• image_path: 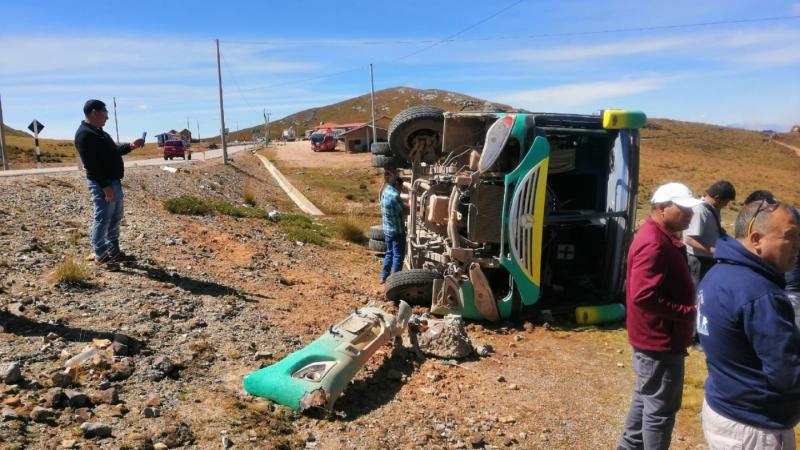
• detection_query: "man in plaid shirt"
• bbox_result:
[381,173,406,282]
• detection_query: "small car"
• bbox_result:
[163,140,191,160]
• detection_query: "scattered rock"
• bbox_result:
[7,303,25,316]
[523,321,535,333]
[142,406,161,418]
[414,315,473,359]
[61,439,78,448]
[92,386,120,405]
[51,369,75,388]
[80,421,112,438]
[146,394,162,407]
[496,375,506,383]
[157,421,194,447]
[2,407,24,422]
[30,406,55,423]
[254,351,273,360]
[65,389,91,408]
[500,416,516,424]
[153,355,181,379]
[475,344,493,357]
[74,407,92,421]
[3,396,21,406]
[108,358,135,381]
[111,404,129,417]
[222,435,234,448]
[0,362,23,384]
[44,388,68,409]
[470,434,486,448]
[111,341,130,356]
[153,443,168,450]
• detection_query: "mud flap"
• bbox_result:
[243,302,411,412]
[469,263,499,322]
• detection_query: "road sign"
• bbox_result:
[27,120,44,134]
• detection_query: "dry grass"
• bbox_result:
[640,119,800,226]
[333,217,368,244]
[67,230,85,246]
[243,180,257,207]
[52,252,92,286]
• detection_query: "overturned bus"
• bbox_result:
[374,106,647,323]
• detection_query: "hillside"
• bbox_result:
[228,86,513,141]
[2,124,31,138]
[639,118,800,222]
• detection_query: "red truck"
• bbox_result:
[310,129,337,152]
[163,140,191,160]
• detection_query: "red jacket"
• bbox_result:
[626,217,697,352]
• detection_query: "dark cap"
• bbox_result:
[83,99,107,116]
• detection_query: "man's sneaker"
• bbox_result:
[109,251,136,263]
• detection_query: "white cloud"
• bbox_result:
[731,44,800,67]
[486,77,668,111]
[0,35,315,77]
[504,36,696,62]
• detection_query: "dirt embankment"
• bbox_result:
[0,151,714,449]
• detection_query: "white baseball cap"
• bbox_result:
[650,182,703,208]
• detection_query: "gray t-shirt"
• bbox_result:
[684,201,721,258]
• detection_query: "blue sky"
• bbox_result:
[1,0,799,139]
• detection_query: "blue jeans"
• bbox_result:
[381,233,405,281]
[87,179,124,259]
[619,349,686,450]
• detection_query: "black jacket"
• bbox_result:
[74,122,131,187]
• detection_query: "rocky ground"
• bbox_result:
[0,150,710,449]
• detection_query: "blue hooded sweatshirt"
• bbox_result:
[697,236,800,429]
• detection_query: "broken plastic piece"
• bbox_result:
[243,301,411,412]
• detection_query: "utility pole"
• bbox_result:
[263,108,269,148]
[215,39,228,164]
[196,120,200,141]
[186,117,190,140]
[113,97,120,143]
[0,92,8,170]
[369,63,377,147]
[263,109,270,144]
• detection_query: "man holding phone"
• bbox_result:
[75,99,145,266]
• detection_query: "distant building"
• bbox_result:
[339,124,387,153]
[792,124,800,133]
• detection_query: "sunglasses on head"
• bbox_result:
[747,198,780,236]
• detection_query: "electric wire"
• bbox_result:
[220,15,800,47]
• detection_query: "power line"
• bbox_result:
[221,14,800,47]
[230,1,525,93]
[215,13,800,97]
[220,53,258,110]
[393,0,524,62]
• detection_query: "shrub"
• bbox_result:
[243,181,257,207]
[277,214,328,246]
[334,218,367,244]
[165,195,270,219]
[52,253,92,286]
[163,195,213,215]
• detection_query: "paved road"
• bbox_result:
[0,143,252,177]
